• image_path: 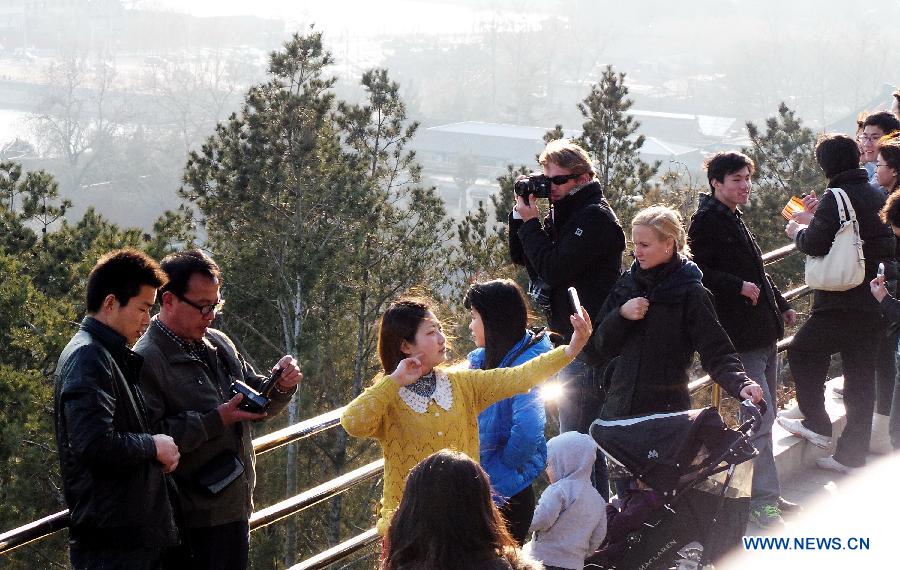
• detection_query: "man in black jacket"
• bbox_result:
[780,134,896,473]
[509,138,625,498]
[54,249,180,569]
[688,151,797,528]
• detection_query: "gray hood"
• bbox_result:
[547,431,597,483]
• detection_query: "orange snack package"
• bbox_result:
[781,196,805,221]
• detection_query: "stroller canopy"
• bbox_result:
[589,407,750,497]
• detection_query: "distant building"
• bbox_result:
[411,118,718,216]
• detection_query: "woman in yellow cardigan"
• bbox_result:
[341,296,592,537]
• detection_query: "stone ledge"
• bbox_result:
[771,376,847,483]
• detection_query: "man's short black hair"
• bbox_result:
[703,151,756,193]
[160,249,221,297]
[863,111,900,134]
[815,134,860,180]
[86,248,167,313]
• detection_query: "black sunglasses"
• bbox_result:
[545,173,581,185]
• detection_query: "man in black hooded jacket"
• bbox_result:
[509,138,625,498]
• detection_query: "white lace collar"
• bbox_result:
[398,370,453,414]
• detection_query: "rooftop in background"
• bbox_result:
[413,119,705,174]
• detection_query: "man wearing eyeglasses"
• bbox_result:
[508,138,625,499]
[859,112,900,188]
[134,249,301,569]
[856,112,900,457]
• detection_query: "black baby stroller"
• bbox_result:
[585,400,765,570]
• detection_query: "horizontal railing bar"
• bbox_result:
[762,243,797,265]
[254,407,345,455]
[686,282,810,396]
[291,528,379,570]
[1,407,352,555]
[687,334,797,395]
[0,511,69,555]
[783,284,810,301]
[250,460,384,531]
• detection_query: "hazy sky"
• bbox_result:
[148,0,495,35]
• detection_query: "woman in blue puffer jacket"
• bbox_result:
[465,279,553,545]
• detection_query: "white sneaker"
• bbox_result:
[815,455,858,475]
[777,403,804,420]
[776,416,832,449]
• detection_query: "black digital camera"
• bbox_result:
[514,173,552,200]
[232,367,284,414]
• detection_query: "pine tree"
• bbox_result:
[181,32,451,564]
[577,65,659,226]
[743,103,826,288]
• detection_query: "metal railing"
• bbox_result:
[1,243,807,569]
[0,407,353,555]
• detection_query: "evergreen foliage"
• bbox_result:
[180,30,451,566]
[577,65,660,225]
[743,103,826,288]
[0,160,190,568]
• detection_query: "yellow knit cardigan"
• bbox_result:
[340,346,572,535]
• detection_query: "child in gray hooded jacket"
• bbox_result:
[528,431,607,570]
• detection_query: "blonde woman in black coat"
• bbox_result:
[593,206,763,420]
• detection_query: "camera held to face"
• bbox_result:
[514,173,552,200]
[232,367,283,414]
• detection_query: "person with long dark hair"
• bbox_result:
[465,279,554,545]
[384,450,542,570]
[341,294,592,541]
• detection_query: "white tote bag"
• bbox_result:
[804,187,865,291]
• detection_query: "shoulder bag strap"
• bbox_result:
[829,187,857,225]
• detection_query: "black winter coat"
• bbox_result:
[688,193,792,351]
[509,180,625,356]
[53,317,178,548]
[593,257,753,419]
[795,169,895,313]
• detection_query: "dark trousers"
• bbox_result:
[557,359,610,500]
[875,327,899,415]
[892,347,900,448]
[163,520,249,570]
[70,542,164,570]
[499,484,536,546]
[787,310,882,467]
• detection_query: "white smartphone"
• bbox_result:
[878,262,885,278]
[567,287,581,315]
